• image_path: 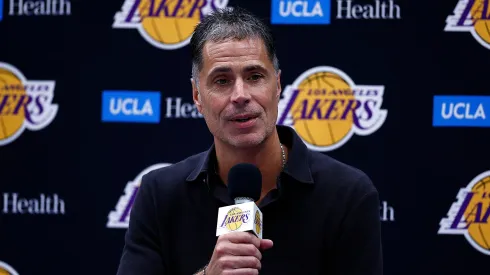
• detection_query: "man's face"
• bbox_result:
[192,37,281,148]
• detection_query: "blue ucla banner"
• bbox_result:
[270,0,331,24]
[433,96,489,127]
[101,90,161,124]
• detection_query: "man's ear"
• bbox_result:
[191,78,202,113]
[276,70,282,99]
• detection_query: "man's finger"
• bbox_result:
[224,243,262,260]
[222,268,259,275]
[221,232,261,248]
[219,255,261,270]
[259,239,273,251]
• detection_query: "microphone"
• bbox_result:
[216,163,264,239]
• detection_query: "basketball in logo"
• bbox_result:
[113,0,230,50]
[463,174,490,251]
[467,0,490,44]
[255,210,262,234]
[277,66,387,152]
[0,261,19,275]
[0,68,26,141]
[293,72,353,147]
[438,170,490,255]
[225,207,244,231]
[0,62,58,147]
[445,0,490,50]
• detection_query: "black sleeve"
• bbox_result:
[116,173,166,275]
[330,176,383,275]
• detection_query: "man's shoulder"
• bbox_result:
[142,151,207,188]
[307,149,377,196]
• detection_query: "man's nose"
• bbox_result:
[230,78,251,105]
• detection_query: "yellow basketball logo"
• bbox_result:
[113,0,229,50]
[0,261,19,275]
[438,170,490,255]
[277,66,387,152]
[0,62,58,146]
[445,0,490,50]
[220,207,250,231]
[254,210,262,234]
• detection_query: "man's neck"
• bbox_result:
[214,130,287,198]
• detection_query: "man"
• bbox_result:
[116,7,382,275]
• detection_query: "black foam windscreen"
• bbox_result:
[227,163,262,202]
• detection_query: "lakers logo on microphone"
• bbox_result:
[112,0,229,50]
[216,203,262,238]
[220,207,250,231]
[277,66,387,152]
[438,170,490,255]
[255,210,262,234]
[0,62,58,146]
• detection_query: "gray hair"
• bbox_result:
[190,7,280,86]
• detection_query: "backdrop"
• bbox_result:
[1,0,489,274]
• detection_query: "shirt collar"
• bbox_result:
[186,125,314,184]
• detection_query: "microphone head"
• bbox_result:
[227,163,262,202]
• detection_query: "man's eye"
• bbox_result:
[215,79,228,85]
[249,74,263,81]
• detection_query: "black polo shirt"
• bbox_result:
[116,125,383,275]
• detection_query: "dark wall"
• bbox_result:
[1,0,489,274]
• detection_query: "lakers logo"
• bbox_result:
[0,261,19,275]
[0,62,58,147]
[438,171,490,255]
[277,66,387,152]
[220,207,250,231]
[113,0,229,50]
[107,163,172,228]
[445,0,490,50]
[254,210,262,234]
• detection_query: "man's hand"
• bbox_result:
[205,232,273,275]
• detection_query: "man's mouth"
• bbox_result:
[234,117,252,122]
[231,115,256,122]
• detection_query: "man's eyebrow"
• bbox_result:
[208,64,267,77]
[208,66,232,77]
[243,64,266,72]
